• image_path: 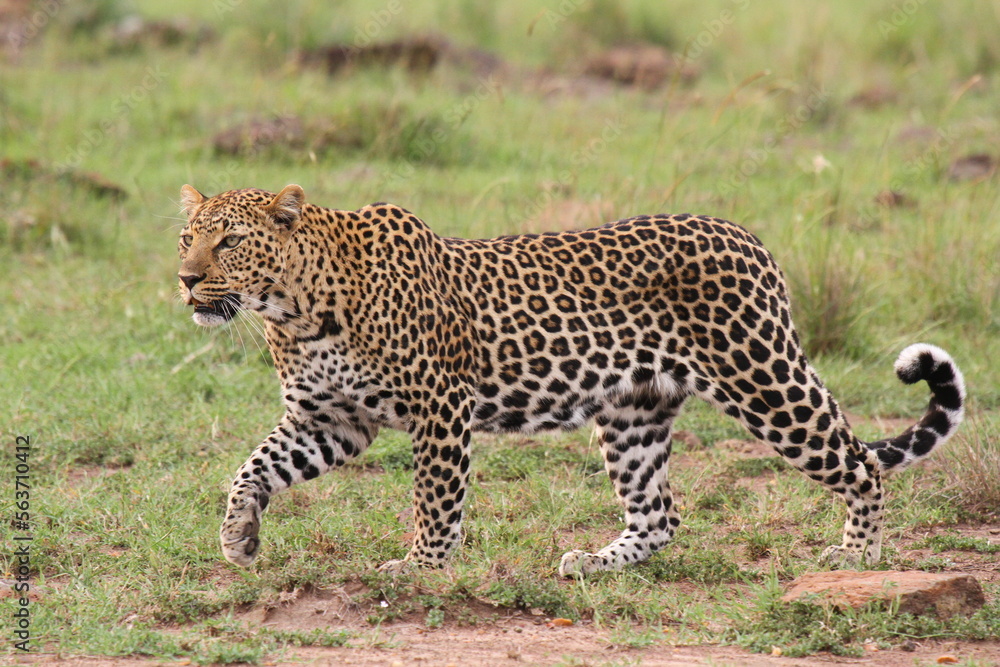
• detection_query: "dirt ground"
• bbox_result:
[5,572,999,667]
[4,632,1000,667]
[6,436,999,667]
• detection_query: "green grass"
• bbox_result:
[729,576,1000,658]
[2,0,1000,663]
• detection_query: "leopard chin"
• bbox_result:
[191,294,240,327]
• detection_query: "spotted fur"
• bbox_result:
[176,185,966,576]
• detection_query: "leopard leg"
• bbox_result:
[819,432,885,567]
[559,392,687,577]
[221,414,376,566]
[378,392,476,574]
[694,355,889,569]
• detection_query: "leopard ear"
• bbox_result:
[265,185,305,230]
[180,185,206,217]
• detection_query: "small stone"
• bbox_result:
[948,154,996,181]
[782,571,986,619]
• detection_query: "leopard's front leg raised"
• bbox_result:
[378,392,475,573]
[221,413,377,566]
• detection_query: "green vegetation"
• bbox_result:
[2,0,998,663]
[730,576,1000,658]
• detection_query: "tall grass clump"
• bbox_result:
[781,232,873,359]
[940,416,1000,517]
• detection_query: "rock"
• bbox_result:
[782,570,986,619]
[0,158,127,199]
[948,154,996,181]
[212,116,307,156]
[300,36,446,75]
[584,45,699,89]
[848,85,898,109]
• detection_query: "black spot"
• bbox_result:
[786,386,806,402]
[748,340,771,363]
[816,413,831,432]
[731,350,752,372]
[793,405,814,423]
[475,403,498,420]
[499,411,527,430]
[632,366,655,384]
[924,410,951,436]
[824,450,840,470]
[290,450,309,470]
[581,371,601,390]
[934,385,962,411]
[911,430,937,457]
[547,379,570,394]
[560,359,582,379]
[761,390,785,408]
[503,391,531,409]
[770,411,792,428]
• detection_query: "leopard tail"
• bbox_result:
[864,344,966,474]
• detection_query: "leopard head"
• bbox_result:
[177,184,304,327]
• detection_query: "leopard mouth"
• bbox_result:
[191,293,241,323]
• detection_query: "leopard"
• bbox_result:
[176,184,966,577]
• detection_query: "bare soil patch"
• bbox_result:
[7,634,1000,667]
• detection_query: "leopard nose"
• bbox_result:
[179,272,206,290]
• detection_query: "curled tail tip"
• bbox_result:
[894,343,965,397]
[871,344,966,473]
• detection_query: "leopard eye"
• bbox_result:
[221,234,243,249]
[180,234,193,247]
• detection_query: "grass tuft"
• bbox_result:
[939,417,1000,516]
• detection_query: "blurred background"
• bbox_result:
[1,0,999,659]
[4,0,1000,408]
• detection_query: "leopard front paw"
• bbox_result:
[558,550,610,578]
[819,544,863,569]
[220,500,262,567]
[377,558,413,575]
